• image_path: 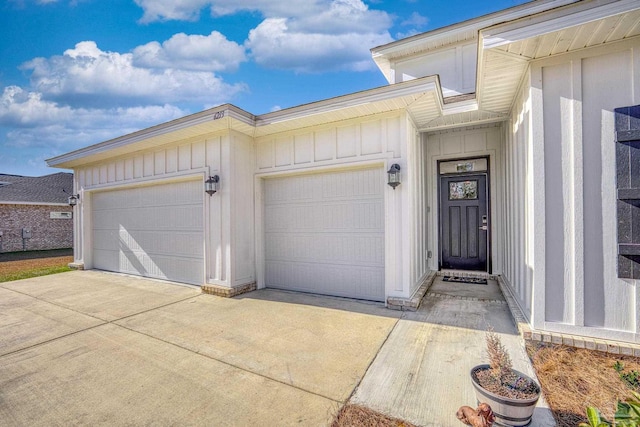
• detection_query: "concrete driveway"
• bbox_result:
[0,271,400,426]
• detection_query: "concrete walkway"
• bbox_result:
[352,276,556,427]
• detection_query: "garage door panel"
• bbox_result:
[321,202,383,230]
[117,230,203,257]
[265,202,383,232]
[266,234,384,266]
[92,180,204,285]
[266,261,384,301]
[321,168,383,199]
[264,168,385,301]
[117,251,203,284]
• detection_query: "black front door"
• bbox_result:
[440,174,488,271]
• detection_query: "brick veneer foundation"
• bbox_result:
[201,282,257,297]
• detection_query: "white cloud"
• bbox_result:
[134,0,210,22]
[0,84,192,175]
[132,0,393,73]
[287,0,391,34]
[1,86,72,127]
[21,41,246,107]
[246,18,392,73]
[134,0,390,32]
[246,1,393,73]
[132,31,246,72]
[134,0,321,23]
[0,85,187,147]
[401,12,428,28]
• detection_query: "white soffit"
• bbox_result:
[477,49,530,114]
[418,110,507,132]
[491,8,640,59]
[482,0,640,51]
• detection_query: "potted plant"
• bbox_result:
[469,330,541,426]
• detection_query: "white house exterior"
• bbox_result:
[48,0,640,346]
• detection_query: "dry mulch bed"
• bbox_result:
[332,404,419,427]
[527,340,640,426]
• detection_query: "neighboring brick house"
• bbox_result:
[0,172,73,252]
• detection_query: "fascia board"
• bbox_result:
[482,0,640,49]
[47,104,255,168]
[255,77,439,126]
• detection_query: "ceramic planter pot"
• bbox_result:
[470,364,541,427]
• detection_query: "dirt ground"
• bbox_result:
[0,248,73,275]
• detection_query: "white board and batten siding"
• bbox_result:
[92,180,204,285]
[264,168,385,301]
[503,39,640,343]
[255,113,404,171]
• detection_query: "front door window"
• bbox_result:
[449,180,478,200]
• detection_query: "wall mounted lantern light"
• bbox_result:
[387,164,401,190]
[67,194,80,206]
[205,175,220,196]
[63,189,80,206]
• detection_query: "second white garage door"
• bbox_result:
[264,168,385,301]
[92,180,204,285]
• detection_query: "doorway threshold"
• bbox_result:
[437,269,497,279]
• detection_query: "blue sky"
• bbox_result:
[0,0,527,177]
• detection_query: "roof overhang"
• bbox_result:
[475,0,640,115]
[370,0,579,82]
[481,0,640,50]
[48,77,444,169]
[47,105,256,169]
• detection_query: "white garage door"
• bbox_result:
[92,180,204,285]
[264,168,385,301]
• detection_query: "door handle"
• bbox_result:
[479,226,488,231]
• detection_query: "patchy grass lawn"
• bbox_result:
[0,249,73,282]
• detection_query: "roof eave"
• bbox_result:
[47,104,255,169]
[370,0,579,61]
[255,76,439,127]
[481,0,640,49]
